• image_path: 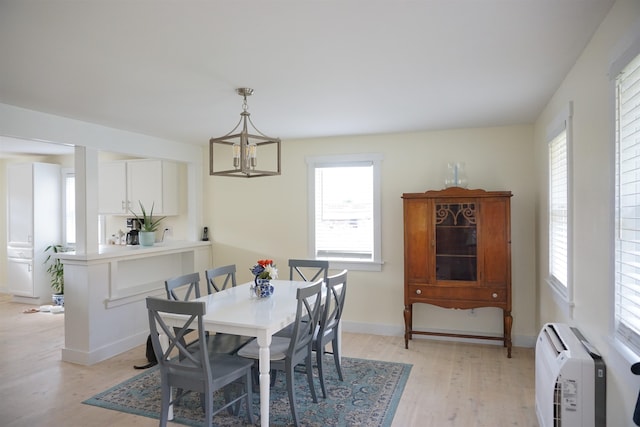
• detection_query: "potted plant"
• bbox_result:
[130,201,166,246]
[44,244,66,306]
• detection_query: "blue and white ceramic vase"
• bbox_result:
[52,293,64,306]
[254,277,274,298]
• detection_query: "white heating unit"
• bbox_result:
[535,323,606,427]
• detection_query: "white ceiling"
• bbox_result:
[0,0,615,154]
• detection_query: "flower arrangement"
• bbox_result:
[251,259,278,280]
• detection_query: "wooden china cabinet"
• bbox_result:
[402,187,513,357]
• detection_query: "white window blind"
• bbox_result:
[549,129,568,289]
[615,52,640,354]
[307,153,382,271]
[314,164,373,260]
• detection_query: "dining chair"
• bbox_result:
[165,272,248,355]
[205,264,237,293]
[146,297,255,427]
[288,259,330,282]
[237,279,324,427]
[274,259,330,340]
[164,272,203,350]
[204,265,253,353]
[314,269,348,398]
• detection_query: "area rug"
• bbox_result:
[83,356,411,426]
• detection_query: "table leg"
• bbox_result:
[256,334,272,427]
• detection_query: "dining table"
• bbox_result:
[161,279,323,427]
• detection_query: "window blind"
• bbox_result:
[314,163,374,260]
[615,52,640,354]
[549,130,568,289]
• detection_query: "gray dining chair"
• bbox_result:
[314,269,348,398]
[273,259,330,339]
[204,265,253,353]
[165,272,248,355]
[237,279,324,427]
[205,264,237,293]
[289,258,330,282]
[146,297,255,427]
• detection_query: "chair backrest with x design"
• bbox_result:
[147,297,211,391]
[318,269,347,340]
[165,272,202,302]
[288,259,329,283]
[204,264,237,294]
[288,279,324,364]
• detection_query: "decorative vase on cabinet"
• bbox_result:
[402,187,513,358]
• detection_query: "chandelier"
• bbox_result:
[209,88,281,177]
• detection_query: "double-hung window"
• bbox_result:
[547,103,573,316]
[614,49,640,355]
[307,153,382,271]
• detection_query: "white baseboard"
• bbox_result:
[342,320,536,348]
[62,331,148,365]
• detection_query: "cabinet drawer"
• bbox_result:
[408,284,506,304]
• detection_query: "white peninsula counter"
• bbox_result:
[56,240,212,365]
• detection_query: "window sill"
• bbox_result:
[608,336,640,390]
[326,259,383,272]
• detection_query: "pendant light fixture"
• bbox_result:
[209,88,281,177]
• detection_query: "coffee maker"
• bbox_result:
[126,218,142,245]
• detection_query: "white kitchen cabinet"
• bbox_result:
[6,162,61,303]
[7,257,33,297]
[98,159,179,215]
[7,162,33,246]
[98,161,127,214]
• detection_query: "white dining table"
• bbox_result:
[161,279,321,427]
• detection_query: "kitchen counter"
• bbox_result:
[57,240,212,261]
[58,240,212,365]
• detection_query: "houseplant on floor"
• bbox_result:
[130,201,166,246]
[44,244,67,306]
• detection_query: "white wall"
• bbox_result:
[533,0,640,425]
[204,125,538,345]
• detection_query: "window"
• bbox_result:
[547,102,573,315]
[307,153,382,271]
[614,51,640,355]
[62,169,75,247]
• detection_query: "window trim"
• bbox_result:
[545,102,574,318]
[612,40,640,358]
[306,153,383,272]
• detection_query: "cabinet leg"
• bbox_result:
[403,305,413,349]
[504,310,513,358]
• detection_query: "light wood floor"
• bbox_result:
[0,294,537,426]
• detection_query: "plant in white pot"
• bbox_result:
[44,244,67,306]
[130,201,166,246]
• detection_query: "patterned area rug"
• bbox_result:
[83,356,411,426]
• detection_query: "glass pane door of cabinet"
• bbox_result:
[435,203,477,281]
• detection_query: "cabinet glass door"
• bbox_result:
[435,202,477,281]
